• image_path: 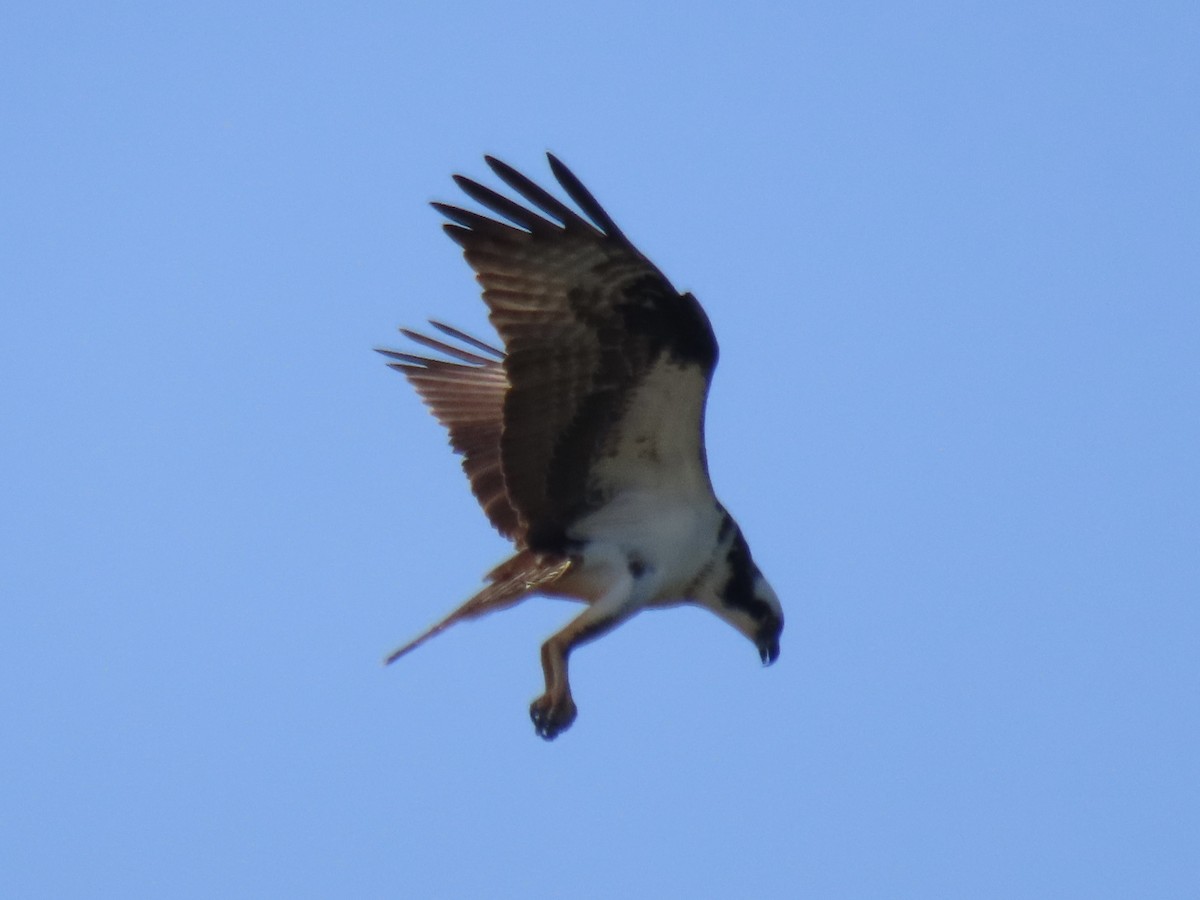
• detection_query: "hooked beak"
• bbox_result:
[758,634,780,666]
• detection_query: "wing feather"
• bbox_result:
[378,323,520,541]
[436,155,720,546]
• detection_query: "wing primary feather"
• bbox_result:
[450,176,553,235]
[399,328,495,365]
[429,321,505,359]
[375,347,429,366]
[484,155,593,232]
[431,202,521,241]
[546,153,631,245]
[442,223,472,246]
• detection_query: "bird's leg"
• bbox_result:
[530,554,635,740]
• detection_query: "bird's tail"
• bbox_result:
[383,550,573,665]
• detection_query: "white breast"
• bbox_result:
[569,489,725,605]
[588,360,714,500]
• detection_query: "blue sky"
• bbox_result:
[3,2,1197,897]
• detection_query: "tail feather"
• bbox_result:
[384,550,572,664]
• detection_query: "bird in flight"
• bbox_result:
[380,154,783,740]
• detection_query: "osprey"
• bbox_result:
[380,154,783,740]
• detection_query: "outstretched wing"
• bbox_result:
[437,154,720,547]
[377,322,521,541]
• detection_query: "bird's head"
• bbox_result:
[704,523,784,665]
[749,574,783,665]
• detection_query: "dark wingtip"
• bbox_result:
[442,223,471,246]
[374,346,419,366]
[482,154,518,185]
[545,151,567,175]
[429,321,504,358]
[544,152,630,245]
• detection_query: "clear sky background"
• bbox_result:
[3,2,1197,897]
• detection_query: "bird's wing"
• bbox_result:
[437,154,721,546]
[377,322,520,541]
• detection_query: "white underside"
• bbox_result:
[567,488,725,609]
[588,360,713,498]
[549,357,728,615]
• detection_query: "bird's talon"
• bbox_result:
[529,691,577,740]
